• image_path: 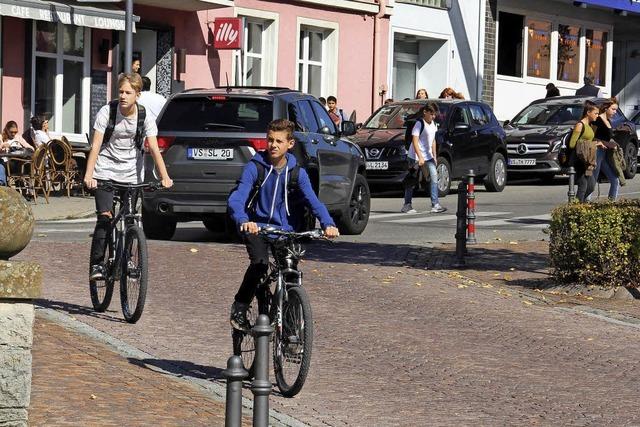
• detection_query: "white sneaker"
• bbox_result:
[400,203,417,214]
[431,204,447,213]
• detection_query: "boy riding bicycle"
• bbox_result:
[227,119,339,331]
[84,73,173,281]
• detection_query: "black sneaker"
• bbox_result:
[89,264,105,281]
[230,301,250,332]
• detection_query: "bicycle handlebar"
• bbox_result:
[96,181,163,192]
[258,226,326,240]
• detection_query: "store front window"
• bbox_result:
[585,29,607,86]
[526,19,551,79]
[557,24,581,83]
[33,21,89,135]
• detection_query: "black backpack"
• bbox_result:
[404,115,423,149]
[102,100,147,151]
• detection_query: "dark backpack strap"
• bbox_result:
[135,103,146,151]
[102,100,119,144]
[246,162,265,210]
[287,165,300,193]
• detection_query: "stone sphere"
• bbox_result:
[0,187,34,259]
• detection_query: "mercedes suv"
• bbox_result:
[504,96,638,182]
[141,87,370,239]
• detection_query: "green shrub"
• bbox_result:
[549,199,640,288]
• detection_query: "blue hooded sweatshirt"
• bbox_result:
[228,151,335,231]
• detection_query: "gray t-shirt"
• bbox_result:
[93,104,158,183]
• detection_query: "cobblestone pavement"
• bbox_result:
[30,314,252,426]
[19,238,640,426]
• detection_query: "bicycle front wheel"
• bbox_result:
[274,285,313,397]
[89,232,114,312]
[120,226,148,323]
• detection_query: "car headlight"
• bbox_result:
[551,139,563,152]
[397,146,408,156]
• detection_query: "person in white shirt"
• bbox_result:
[138,76,167,121]
[30,116,50,147]
[401,102,446,214]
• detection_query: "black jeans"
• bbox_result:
[574,163,595,203]
[234,233,270,305]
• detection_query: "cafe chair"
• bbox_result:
[7,144,50,203]
[48,138,83,197]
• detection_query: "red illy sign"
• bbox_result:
[213,18,243,50]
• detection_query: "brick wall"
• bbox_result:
[482,0,497,106]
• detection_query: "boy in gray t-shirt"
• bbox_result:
[84,73,173,281]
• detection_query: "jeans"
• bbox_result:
[591,147,619,200]
[404,158,439,207]
[0,161,6,185]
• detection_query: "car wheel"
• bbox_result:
[436,157,451,197]
[336,174,370,235]
[623,141,637,179]
[484,153,507,192]
[142,206,176,240]
[203,216,225,233]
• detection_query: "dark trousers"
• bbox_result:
[576,170,595,203]
[234,234,270,305]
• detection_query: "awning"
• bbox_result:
[578,0,640,14]
[0,0,139,31]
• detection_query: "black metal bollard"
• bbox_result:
[466,170,477,244]
[567,166,576,203]
[251,314,273,427]
[223,356,248,427]
[455,180,467,266]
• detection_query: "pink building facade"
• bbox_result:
[0,0,390,143]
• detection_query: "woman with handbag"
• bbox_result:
[591,97,621,201]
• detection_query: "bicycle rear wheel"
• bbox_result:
[89,232,114,312]
[120,226,148,323]
[274,285,313,397]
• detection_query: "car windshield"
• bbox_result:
[158,96,273,132]
[511,104,582,126]
[363,103,450,129]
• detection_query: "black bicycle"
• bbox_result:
[232,227,327,397]
[89,181,161,323]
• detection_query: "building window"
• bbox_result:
[585,29,607,86]
[497,12,524,77]
[298,28,324,97]
[243,20,264,86]
[526,19,551,79]
[395,0,448,8]
[33,21,89,135]
[557,24,580,83]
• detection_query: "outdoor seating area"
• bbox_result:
[4,138,86,204]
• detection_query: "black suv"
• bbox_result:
[142,87,370,239]
[504,96,638,182]
[350,99,508,195]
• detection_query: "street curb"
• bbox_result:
[35,306,308,427]
[35,210,95,222]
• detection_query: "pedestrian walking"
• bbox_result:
[83,73,173,280]
[567,100,602,202]
[401,102,446,214]
[575,75,603,97]
[591,97,622,200]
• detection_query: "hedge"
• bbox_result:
[549,199,640,288]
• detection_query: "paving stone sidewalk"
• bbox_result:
[30,313,252,426]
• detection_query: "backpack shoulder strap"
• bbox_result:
[103,100,119,144]
[288,165,301,192]
[246,162,265,209]
[135,103,146,151]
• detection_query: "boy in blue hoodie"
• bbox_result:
[227,119,339,331]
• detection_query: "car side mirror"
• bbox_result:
[341,120,357,136]
[453,123,470,131]
[503,119,510,127]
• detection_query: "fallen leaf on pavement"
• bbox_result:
[522,300,533,306]
[189,248,198,253]
[503,274,512,281]
[90,394,97,400]
[587,337,594,341]
[457,284,468,289]
[585,296,594,300]
[37,233,47,237]
[509,267,515,271]
[509,241,518,245]
[482,284,493,288]
[493,273,501,276]
[495,237,502,241]
[415,283,422,287]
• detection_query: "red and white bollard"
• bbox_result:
[466,170,477,244]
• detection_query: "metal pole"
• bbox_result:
[124,0,133,73]
[222,356,248,427]
[455,180,467,266]
[567,166,576,203]
[251,314,273,427]
[466,169,477,244]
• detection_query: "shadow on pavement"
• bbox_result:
[36,299,127,323]
[128,357,226,381]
